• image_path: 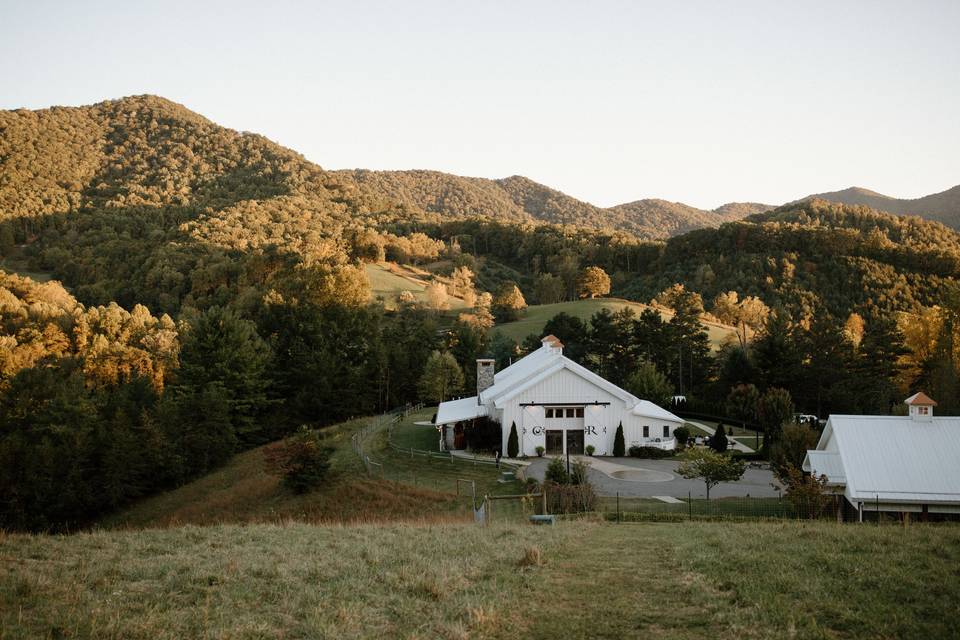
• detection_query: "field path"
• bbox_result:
[496,524,755,640]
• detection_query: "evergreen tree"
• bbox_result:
[507,421,519,458]
[752,310,803,393]
[542,312,589,362]
[613,422,625,457]
[178,306,271,446]
[709,424,728,452]
[855,312,909,414]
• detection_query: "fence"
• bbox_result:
[594,492,838,522]
[350,404,526,501]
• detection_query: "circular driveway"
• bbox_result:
[523,456,780,498]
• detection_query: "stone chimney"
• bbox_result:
[477,357,495,400]
[905,392,936,420]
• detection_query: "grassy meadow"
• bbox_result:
[3,520,958,639]
[493,298,737,348]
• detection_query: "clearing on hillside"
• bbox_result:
[493,297,737,348]
[365,262,470,310]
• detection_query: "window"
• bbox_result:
[663,426,670,437]
[919,407,929,415]
[545,408,554,419]
[575,407,584,418]
[643,426,649,438]
[566,408,576,418]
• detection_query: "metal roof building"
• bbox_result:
[803,394,960,519]
[435,336,684,457]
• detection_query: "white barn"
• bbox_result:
[435,335,684,457]
[803,393,960,521]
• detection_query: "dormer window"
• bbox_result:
[918,406,929,416]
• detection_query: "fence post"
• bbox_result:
[542,487,548,515]
[616,492,620,523]
[688,491,692,519]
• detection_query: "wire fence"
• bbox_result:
[595,492,841,522]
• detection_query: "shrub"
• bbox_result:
[545,457,569,484]
[782,465,832,519]
[263,426,334,493]
[535,445,545,457]
[465,416,501,452]
[673,426,690,447]
[613,422,625,457]
[709,425,728,452]
[544,481,597,514]
[570,459,590,485]
[585,444,595,456]
[628,446,674,459]
[507,422,519,458]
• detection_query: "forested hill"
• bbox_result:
[621,199,960,316]
[798,185,960,229]
[338,169,771,239]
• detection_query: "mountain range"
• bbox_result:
[0,95,957,242]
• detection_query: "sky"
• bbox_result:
[2,0,958,209]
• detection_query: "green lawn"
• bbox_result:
[493,297,737,348]
[4,520,958,639]
[388,409,443,452]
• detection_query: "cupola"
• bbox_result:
[904,392,937,420]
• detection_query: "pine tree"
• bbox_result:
[177,306,271,446]
[613,422,625,457]
[507,421,519,458]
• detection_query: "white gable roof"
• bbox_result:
[808,415,960,503]
[802,450,846,485]
[631,400,684,424]
[435,396,487,425]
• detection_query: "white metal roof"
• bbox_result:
[802,450,846,485]
[482,343,642,410]
[809,415,960,503]
[630,400,684,424]
[435,396,487,425]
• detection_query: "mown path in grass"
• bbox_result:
[495,523,753,640]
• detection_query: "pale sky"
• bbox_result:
[2,0,958,209]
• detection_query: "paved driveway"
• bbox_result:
[524,456,780,498]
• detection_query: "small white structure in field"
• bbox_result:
[803,392,960,521]
[435,335,684,457]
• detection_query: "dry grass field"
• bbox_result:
[3,521,959,639]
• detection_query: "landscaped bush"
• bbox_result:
[673,426,691,447]
[613,422,625,457]
[545,457,569,484]
[628,446,674,459]
[263,427,334,493]
[464,416,501,452]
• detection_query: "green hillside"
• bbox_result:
[493,297,738,348]
[102,409,516,530]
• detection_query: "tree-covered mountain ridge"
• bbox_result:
[0,94,772,241]
[796,185,960,228]
[340,168,774,239]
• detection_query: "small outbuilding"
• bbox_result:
[803,393,960,521]
[436,335,684,457]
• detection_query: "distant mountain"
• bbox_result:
[338,170,770,240]
[799,185,960,229]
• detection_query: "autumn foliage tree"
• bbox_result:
[576,266,611,299]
